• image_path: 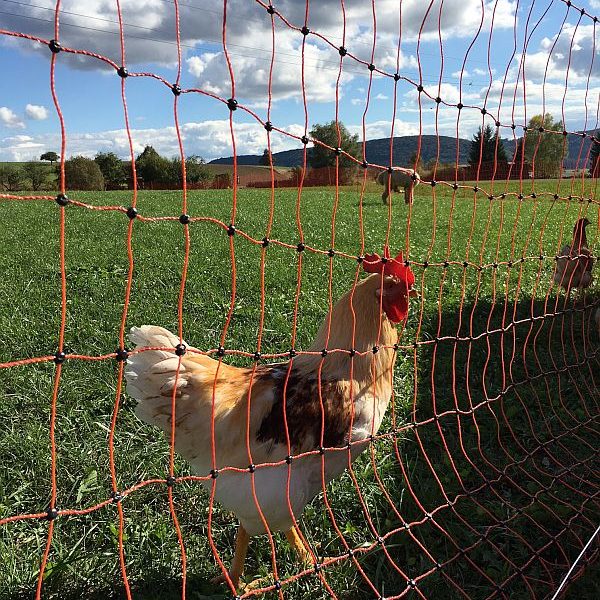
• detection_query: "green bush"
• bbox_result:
[63,156,105,190]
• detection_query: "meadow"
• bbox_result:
[0,179,598,599]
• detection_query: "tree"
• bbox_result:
[512,139,527,168]
[259,149,275,166]
[40,151,59,165]
[136,146,170,185]
[64,156,104,190]
[589,131,600,177]
[290,166,303,184]
[0,165,24,191]
[425,157,438,171]
[308,121,360,172]
[523,114,565,177]
[95,152,127,189]
[407,152,425,173]
[185,156,211,185]
[468,124,508,166]
[213,173,232,189]
[165,155,212,187]
[22,162,49,191]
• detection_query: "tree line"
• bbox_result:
[466,114,568,177]
[301,115,595,179]
[0,146,218,192]
[1,115,598,192]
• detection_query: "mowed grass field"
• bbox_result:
[0,180,598,599]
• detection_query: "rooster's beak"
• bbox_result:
[409,289,418,298]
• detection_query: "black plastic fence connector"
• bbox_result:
[116,348,129,362]
[48,39,61,53]
[46,507,59,521]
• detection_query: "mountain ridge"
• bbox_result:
[209,131,598,168]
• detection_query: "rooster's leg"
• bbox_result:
[285,526,312,563]
[211,525,249,589]
[238,528,309,593]
[286,526,341,571]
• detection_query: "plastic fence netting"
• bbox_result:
[0,0,598,599]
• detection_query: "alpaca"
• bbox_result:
[376,168,421,204]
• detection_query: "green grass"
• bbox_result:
[0,181,598,599]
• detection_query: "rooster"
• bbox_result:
[124,248,416,591]
[553,218,594,293]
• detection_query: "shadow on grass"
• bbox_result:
[353,292,600,600]
[7,572,228,600]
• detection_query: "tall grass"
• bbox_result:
[0,182,598,599]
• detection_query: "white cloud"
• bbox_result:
[1,0,185,67]
[7,0,598,143]
[25,104,48,120]
[0,119,307,162]
[5,134,34,142]
[0,117,435,162]
[404,82,479,105]
[521,23,600,84]
[299,0,517,46]
[185,32,355,103]
[347,118,420,140]
[186,53,219,78]
[0,0,512,104]
[423,78,600,139]
[0,107,25,129]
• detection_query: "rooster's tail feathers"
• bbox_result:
[128,325,182,350]
[124,326,189,424]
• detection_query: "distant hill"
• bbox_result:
[210,135,473,167]
[502,129,597,168]
[210,131,599,169]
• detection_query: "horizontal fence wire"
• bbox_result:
[0,0,599,599]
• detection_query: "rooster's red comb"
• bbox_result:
[363,246,415,285]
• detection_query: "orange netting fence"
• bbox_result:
[0,0,599,599]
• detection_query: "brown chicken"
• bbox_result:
[124,248,416,590]
[554,218,594,293]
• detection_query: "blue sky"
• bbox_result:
[1,0,599,162]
